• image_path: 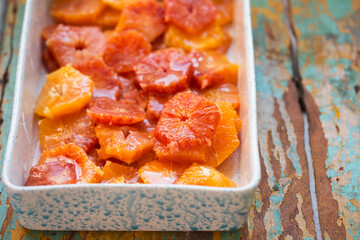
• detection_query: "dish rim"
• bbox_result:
[2,0,260,194]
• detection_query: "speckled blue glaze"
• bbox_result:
[5,185,255,231]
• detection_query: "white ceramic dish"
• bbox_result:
[2,0,260,231]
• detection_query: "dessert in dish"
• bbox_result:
[26,0,240,188]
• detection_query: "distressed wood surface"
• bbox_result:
[291,0,360,239]
[0,0,359,239]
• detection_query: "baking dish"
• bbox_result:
[2,0,260,231]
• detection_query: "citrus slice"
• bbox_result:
[201,83,240,109]
[39,109,98,153]
[139,160,189,184]
[103,30,152,73]
[164,0,217,34]
[118,72,138,94]
[87,148,106,168]
[176,163,237,187]
[39,143,103,183]
[147,94,171,120]
[47,25,105,66]
[106,176,126,183]
[87,97,146,125]
[51,0,105,25]
[188,49,238,89]
[116,0,166,42]
[103,0,143,10]
[122,89,148,110]
[102,161,139,183]
[210,102,240,167]
[35,65,93,119]
[73,58,121,100]
[25,156,80,186]
[134,48,192,94]
[96,124,154,164]
[154,92,221,163]
[96,6,122,28]
[213,0,234,25]
[42,48,59,73]
[164,23,230,52]
[41,24,58,40]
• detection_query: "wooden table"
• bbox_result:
[0,0,359,239]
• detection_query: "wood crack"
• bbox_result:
[282,0,323,239]
[0,2,17,128]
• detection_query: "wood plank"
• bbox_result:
[242,0,316,239]
[291,0,360,239]
[0,0,321,239]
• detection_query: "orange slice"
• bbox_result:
[35,65,93,119]
[39,143,103,183]
[73,58,121,100]
[25,156,80,186]
[154,92,221,163]
[177,163,237,187]
[51,0,105,25]
[103,0,143,10]
[116,0,166,42]
[103,30,152,73]
[134,48,192,94]
[201,83,240,109]
[96,6,122,28]
[164,0,217,34]
[147,94,171,120]
[96,124,154,164]
[188,49,238,89]
[42,48,59,73]
[102,161,139,183]
[39,109,98,153]
[122,89,148,110]
[47,25,106,66]
[87,97,146,125]
[213,0,234,25]
[41,24,58,40]
[106,176,126,183]
[139,160,189,184]
[209,102,239,167]
[164,23,230,52]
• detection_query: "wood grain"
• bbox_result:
[291,0,360,238]
[242,1,316,239]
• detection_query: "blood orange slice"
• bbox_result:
[25,156,80,186]
[47,25,105,66]
[73,58,121,100]
[154,92,221,163]
[39,143,103,183]
[164,0,217,34]
[87,97,146,125]
[134,48,192,94]
[116,0,166,42]
[103,30,152,73]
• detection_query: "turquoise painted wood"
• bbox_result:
[0,0,359,239]
[292,0,360,239]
